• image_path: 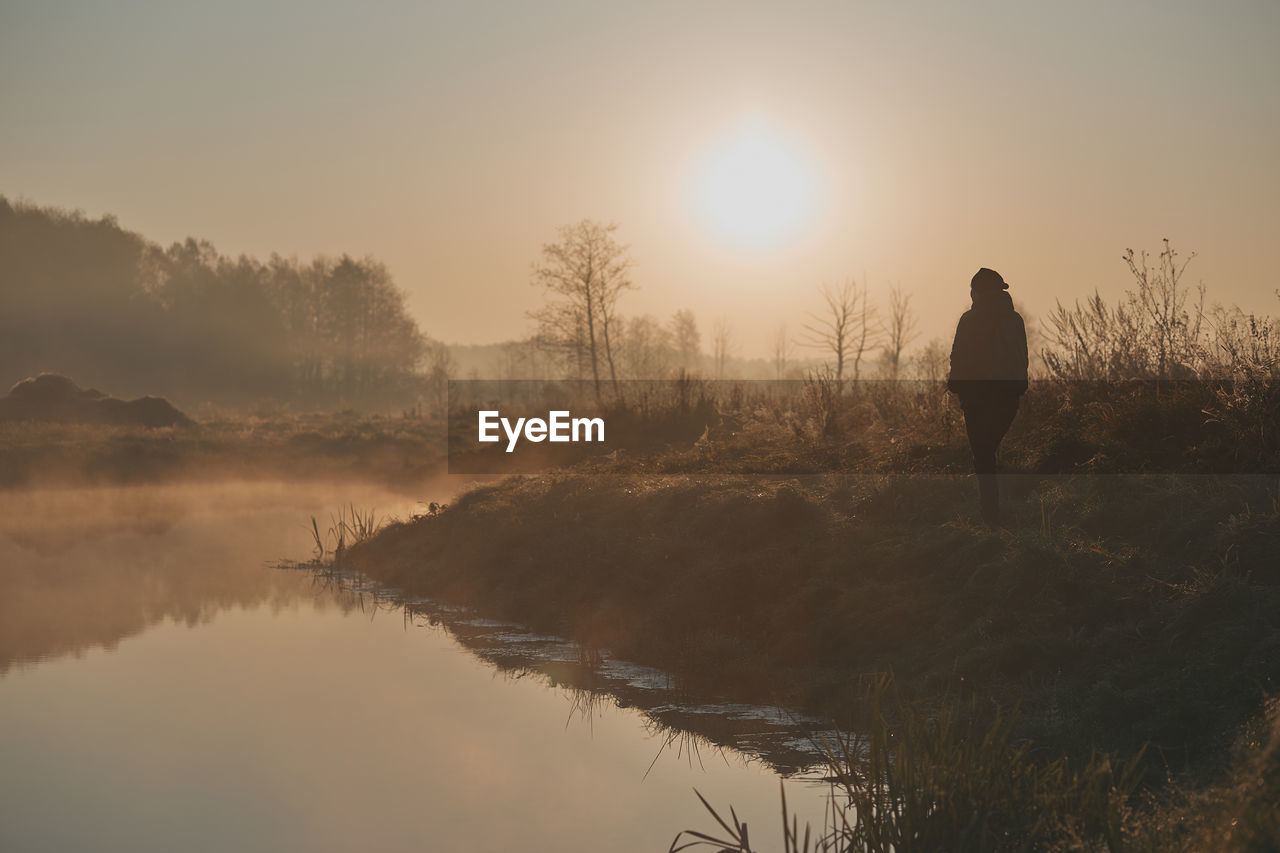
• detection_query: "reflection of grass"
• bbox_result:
[291,560,825,776]
[348,471,1280,758]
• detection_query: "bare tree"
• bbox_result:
[618,314,675,379]
[882,283,919,379]
[911,337,950,384]
[530,301,591,379]
[849,280,880,381]
[529,220,634,395]
[800,278,880,381]
[670,309,701,373]
[422,338,455,413]
[497,337,545,381]
[772,322,792,379]
[712,317,735,379]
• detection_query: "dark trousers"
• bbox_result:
[960,393,1020,525]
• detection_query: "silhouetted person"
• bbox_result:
[947,268,1028,526]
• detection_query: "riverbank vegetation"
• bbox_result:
[346,428,1278,849]
[341,259,1279,849]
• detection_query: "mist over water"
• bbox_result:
[0,482,421,672]
[0,481,829,851]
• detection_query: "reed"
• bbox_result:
[308,504,386,564]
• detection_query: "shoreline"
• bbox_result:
[342,461,1280,846]
[345,467,1280,758]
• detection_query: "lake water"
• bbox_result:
[0,482,833,852]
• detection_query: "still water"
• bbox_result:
[0,482,831,852]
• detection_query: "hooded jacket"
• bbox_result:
[947,289,1029,398]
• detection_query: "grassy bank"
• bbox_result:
[346,467,1278,848]
[342,377,1280,849]
[349,467,1279,753]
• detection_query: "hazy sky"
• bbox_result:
[3,0,1277,356]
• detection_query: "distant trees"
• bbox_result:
[534,303,706,380]
[617,314,675,379]
[911,338,951,384]
[712,318,735,379]
[422,338,456,411]
[773,323,793,379]
[311,256,428,398]
[529,220,634,394]
[801,278,880,381]
[881,284,919,379]
[0,198,440,408]
[494,338,542,382]
[670,309,702,373]
[158,247,429,403]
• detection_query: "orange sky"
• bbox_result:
[3,0,1277,356]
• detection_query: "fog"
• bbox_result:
[0,199,449,409]
[0,481,428,672]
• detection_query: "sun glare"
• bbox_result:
[692,125,818,247]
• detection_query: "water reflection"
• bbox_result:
[0,482,415,672]
[0,482,830,853]
[293,567,834,776]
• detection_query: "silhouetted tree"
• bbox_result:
[529,220,634,395]
[881,283,919,379]
[801,278,880,381]
[530,302,592,379]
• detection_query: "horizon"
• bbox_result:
[3,1,1278,358]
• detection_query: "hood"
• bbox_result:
[972,289,1015,312]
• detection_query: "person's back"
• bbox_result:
[947,268,1028,526]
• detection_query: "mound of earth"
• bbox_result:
[0,373,192,427]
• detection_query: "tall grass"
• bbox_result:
[309,503,385,562]
[673,676,1147,853]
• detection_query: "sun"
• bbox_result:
[692,124,818,247]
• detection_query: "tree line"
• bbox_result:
[520,221,1277,387]
[0,198,449,408]
[8,198,1269,410]
[520,218,933,385]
